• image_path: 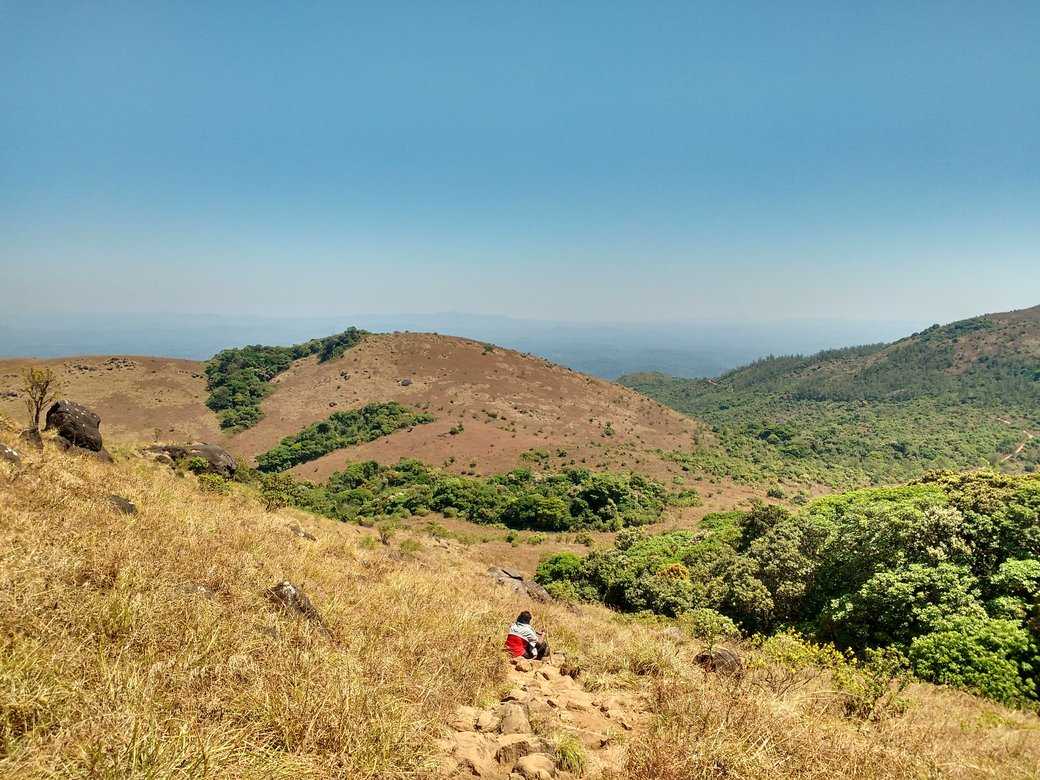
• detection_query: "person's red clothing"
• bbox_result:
[505,633,527,657]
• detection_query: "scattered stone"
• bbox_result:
[558,658,581,679]
[400,378,413,386]
[512,657,534,673]
[108,495,137,515]
[450,705,480,732]
[475,709,501,732]
[265,580,329,634]
[287,523,317,541]
[514,753,556,780]
[499,702,531,735]
[45,400,103,451]
[495,734,547,765]
[0,444,20,465]
[694,647,744,677]
[145,443,237,477]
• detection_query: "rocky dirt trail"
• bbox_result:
[436,653,647,779]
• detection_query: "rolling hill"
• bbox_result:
[0,331,771,523]
[620,306,1040,488]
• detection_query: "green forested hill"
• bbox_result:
[619,307,1040,488]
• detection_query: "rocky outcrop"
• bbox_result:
[45,400,103,451]
[145,443,236,478]
[487,566,553,603]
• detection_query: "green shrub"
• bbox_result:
[677,607,741,649]
[908,616,1037,705]
[256,459,666,533]
[531,470,1040,706]
[256,403,434,472]
[197,473,230,495]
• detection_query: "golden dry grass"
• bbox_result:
[0,429,508,778]
[1,420,1038,779]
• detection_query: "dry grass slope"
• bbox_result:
[1,420,1038,779]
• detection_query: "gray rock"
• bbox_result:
[0,444,20,465]
[45,400,103,451]
[287,523,317,541]
[108,494,137,515]
[487,566,552,603]
[57,436,113,463]
[266,580,329,635]
[145,443,236,478]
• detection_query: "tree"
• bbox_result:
[22,366,58,432]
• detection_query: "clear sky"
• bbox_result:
[2,2,1038,324]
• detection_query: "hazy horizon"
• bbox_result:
[1,310,934,379]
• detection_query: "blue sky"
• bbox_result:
[2,2,1038,323]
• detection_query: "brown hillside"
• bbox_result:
[0,334,719,490]
[234,332,708,482]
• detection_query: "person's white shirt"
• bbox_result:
[508,621,539,653]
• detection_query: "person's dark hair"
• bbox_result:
[517,610,532,625]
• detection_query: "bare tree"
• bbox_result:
[22,366,58,432]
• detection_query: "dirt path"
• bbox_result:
[999,429,1036,464]
[436,654,647,778]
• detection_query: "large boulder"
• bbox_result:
[693,647,744,677]
[145,443,236,478]
[45,400,103,451]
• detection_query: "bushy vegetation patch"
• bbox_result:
[536,471,1040,705]
[250,459,668,531]
[255,402,433,472]
[205,327,365,429]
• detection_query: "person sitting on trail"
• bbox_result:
[505,610,549,660]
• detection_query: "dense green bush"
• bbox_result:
[205,328,365,429]
[255,458,669,532]
[535,471,1040,705]
[256,402,434,472]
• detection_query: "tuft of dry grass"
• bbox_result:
[0,431,508,778]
